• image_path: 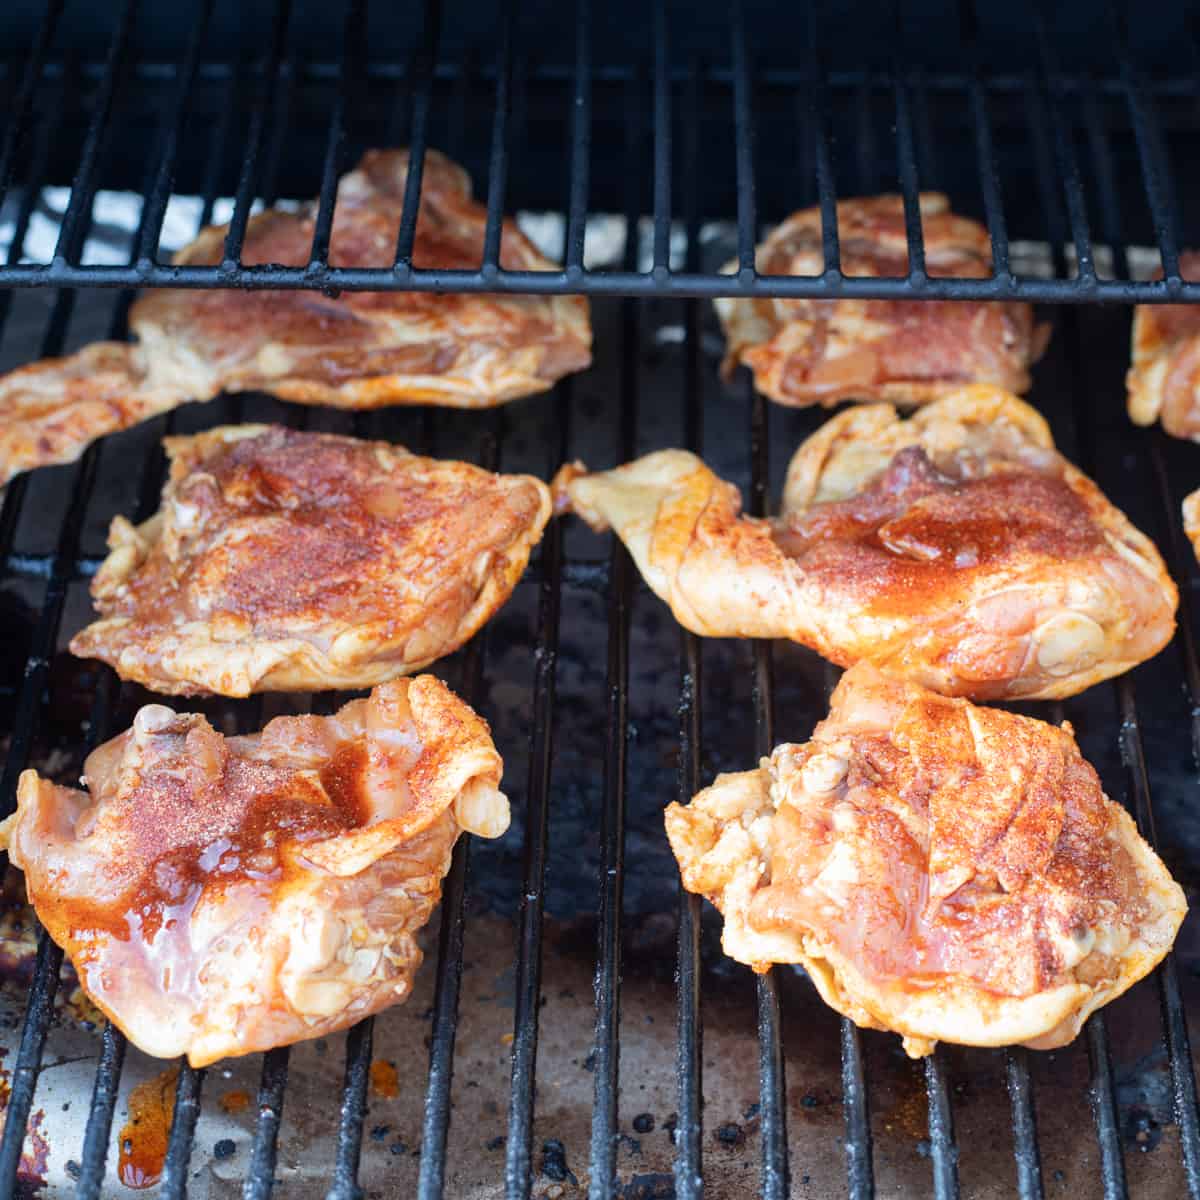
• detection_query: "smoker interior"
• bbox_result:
[2,1,1200,1197]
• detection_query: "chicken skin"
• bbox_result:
[71,425,550,695]
[0,344,186,492]
[665,663,1185,1058]
[1127,252,1200,439]
[715,194,1046,408]
[0,676,509,1067]
[555,387,1176,700]
[0,149,591,488]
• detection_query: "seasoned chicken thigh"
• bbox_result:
[0,149,591,488]
[1127,252,1200,439]
[556,387,1175,700]
[715,194,1046,408]
[71,425,550,695]
[0,676,509,1067]
[0,345,185,491]
[665,663,1185,1058]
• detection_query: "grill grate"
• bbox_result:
[2,0,1200,299]
[0,1,1199,1198]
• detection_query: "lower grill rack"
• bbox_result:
[1,16,1200,1200]
[0,281,1199,1200]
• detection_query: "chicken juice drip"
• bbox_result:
[117,1064,179,1188]
[369,1058,400,1099]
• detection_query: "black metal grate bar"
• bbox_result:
[196,66,241,230]
[220,0,293,267]
[1086,1015,1129,1199]
[415,830,471,1200]
[563,0,592,275]
[911,69,941,190]
[1033,14,1095,283]
[504,401,566,1200]
[586,437,632,1199]
[75,1023,129,1200]
[891,9,927,278]
[327,1017,372,1200]
[841,1019,874,1199]
[747,377,789,1200]
[1111,4,1181,284]
[0,0,62,217]
[855,73,882,195]
[671,59,705,1200]
[1004,1049,1044,1200]
[392,0,442,269]
[651,0,671,274]
[744,46,792,1180]
[961,4,1011,279]
[921,1045,958,1182]
[52,0,137,267]
[135,0,214,268]
[254,42,297,221]
[307,0,365,269]
[924,1053,960,1200]
[480,0,515,272]
[1080,77,1131,280]
[673,662,703,1200]
[803,5,841,277]
[824,661,875,1200]
[417,422,500,1200]
[222,38,291,450]
[242,1047,291,1200]
[1160,956,1200,1195]
[500,56,569,1197]
[587,88,641,1196]
[673,657,704,1197]
[730,0,757,277]
[755,972,788,1200]
[66,687,130,1200]
[17,56,1200,96]
[161,1065,206,1199]
[9,261,1200,301]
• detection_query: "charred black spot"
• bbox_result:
[539,1138,577,1184]
[714,1122,745,1148]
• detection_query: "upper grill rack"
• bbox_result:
[0,1,1199,1199]
[2,0,1200,301]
